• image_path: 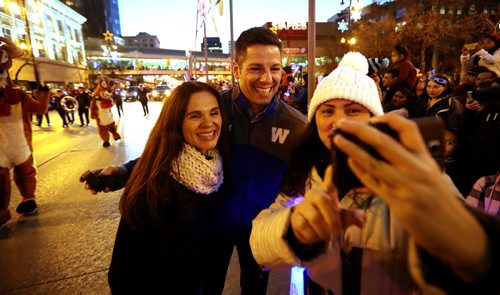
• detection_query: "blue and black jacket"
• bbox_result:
[218,86,307,234]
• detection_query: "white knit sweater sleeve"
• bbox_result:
[250,193,302,268]
[476,49,494,64]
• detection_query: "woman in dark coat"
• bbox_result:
[423,74,463,129]
[108,81,227,294]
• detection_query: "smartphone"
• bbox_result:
[466,91,478,103]
[332,117,445,197]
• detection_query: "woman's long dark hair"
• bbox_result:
[279,119,330,197]
[484,34,500,55]
[120,81,226,229]
[384,86,419,118]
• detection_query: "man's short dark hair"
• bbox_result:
[234,27,282,63]
[481,70,498,80]
[385,69,399,77]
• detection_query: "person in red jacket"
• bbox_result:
[390,44,418,90]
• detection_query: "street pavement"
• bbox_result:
[0,101,290,294]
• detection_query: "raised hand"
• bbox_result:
[333,114,489,281]
[290,166,364,245]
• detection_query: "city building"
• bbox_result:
[123,32,160,48]
[61,0,121,41]
[3,0,87,88]
[201,37,222,53]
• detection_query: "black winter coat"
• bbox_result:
[108,178,221,294]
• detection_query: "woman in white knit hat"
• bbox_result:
[250,52,417,294]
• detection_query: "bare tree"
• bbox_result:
[345,0,498,76]
[403,3,496,72]
[351,14,399,59]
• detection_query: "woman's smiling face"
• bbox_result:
[182,91,222,155]
[315,99,371,150]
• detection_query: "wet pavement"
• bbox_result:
[0,101,289,294]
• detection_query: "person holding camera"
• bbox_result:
[250,52,418,294]
[451,84,500,197]
[332,114,499,294]
[460,34,500,78]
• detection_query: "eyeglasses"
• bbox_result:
[428,76,448,85]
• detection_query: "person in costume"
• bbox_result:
[0,37,50,227]
[90,75,121,147]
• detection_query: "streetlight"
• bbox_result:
[337,0,362,52]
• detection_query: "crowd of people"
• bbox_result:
[281,34,500,214]
[30,82,169,129]
[76,27,500,295]
[1,23,498,294]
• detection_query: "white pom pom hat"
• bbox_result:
[307,52,384,122]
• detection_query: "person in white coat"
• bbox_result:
[250,52,420,294]
[461,34,500,78]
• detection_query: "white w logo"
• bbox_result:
[271,127,290,144]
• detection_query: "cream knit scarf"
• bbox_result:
[170,143,223,195]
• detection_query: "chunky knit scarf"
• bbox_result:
[170,143,223,195]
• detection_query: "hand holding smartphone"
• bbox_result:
[331,117,445,197]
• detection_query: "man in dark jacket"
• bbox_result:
[138,84,149,116]
[205,27,307,294]
[76,86,91,126]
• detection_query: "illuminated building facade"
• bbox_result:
[86,43,231,86]
[2,0,87,88]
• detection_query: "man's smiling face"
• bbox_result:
[234,44,282,116]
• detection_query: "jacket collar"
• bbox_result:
[232,85,278,123]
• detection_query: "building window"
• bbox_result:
[74,29,81,42]
[61,45,67,62]
[47,16,55,33]
[53,44,62,61]
[35,41,45,58]
[0,27,12,39]
[57,20,64,35]
[68,26,73,40]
